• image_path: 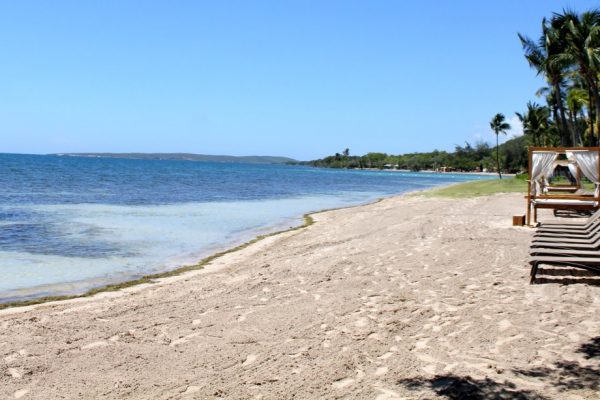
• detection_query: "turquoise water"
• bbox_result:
[0,154,493,302]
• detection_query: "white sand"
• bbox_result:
[1,193,599,399]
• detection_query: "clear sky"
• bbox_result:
[1,1,598,160]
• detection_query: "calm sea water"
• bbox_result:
[0,154,493,302]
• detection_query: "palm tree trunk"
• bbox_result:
[551,105,565,146]
[592,91,600,147]
[552,82,571,145]
[585,77,597,146]
[568,109,581,146]
[496,134,502,179]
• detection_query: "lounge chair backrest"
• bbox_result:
[585,208,600,227]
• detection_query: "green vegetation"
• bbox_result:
[517,8,600,146]
[420,177,528,198]
[298,136,528,173]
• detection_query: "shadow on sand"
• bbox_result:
[397,336,600,399]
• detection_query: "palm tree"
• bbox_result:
[516,102,551,146]
[519,20,571,145]
[566,84,588,145]
[490,113,511,179]
[551,9,600,145]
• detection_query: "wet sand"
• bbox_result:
[1,193,599,399]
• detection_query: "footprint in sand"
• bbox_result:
[170,332,202,347]
[14,389,29,399]
[4,353,20,363]
[81,341,109,350]
[422,364,436,375]
[368,333,384,341]
[354,318,368,328]
[182,386,201,395]
[493,333,524,351]
[332,378,354,389]
[498,319,512,332]
[7,368,22,379]
[242,354,258,367]
[414,338,429,350]
[288,347,308,358]
[375,388,402,400]
[237,311,253,322]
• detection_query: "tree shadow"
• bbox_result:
[397,375,547,399]
[397,336,600,399]
[514,361,599,392]
[577,336,600,359]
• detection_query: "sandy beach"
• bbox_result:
[1,192,599,399]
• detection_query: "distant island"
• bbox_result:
[53,153,297,164]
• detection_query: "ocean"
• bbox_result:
[0,153,493,303]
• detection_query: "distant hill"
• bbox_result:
[53,153,297,164]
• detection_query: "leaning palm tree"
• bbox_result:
[490,113,511,179]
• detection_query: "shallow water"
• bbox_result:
[0,154,492,302]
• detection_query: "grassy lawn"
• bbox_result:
[420,177,528,198]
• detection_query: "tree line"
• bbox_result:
[295,137,527,173]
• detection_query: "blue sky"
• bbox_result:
[1,1,597,160]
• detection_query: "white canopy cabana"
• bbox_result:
[527,147,600,225]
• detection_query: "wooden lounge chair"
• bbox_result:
[532,231,600,245]
[545,185,580,193]
[534,223,600,239]
[537,222,598,234]
[530,233,600,250]
[536,209,600,231]
[529,256,600,283]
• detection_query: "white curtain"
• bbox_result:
[567,162,579,185]
[571,151,600,184]
[566,151,580,187]
[531,151,558,195]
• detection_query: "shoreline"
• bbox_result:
[0,196,388,312]
[2,191,598,399]
[0,178,488,312]
[0,213,315,312]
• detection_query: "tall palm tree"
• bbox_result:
[519,20,571,145]
[551,9,600,145]
[490,113,511,179]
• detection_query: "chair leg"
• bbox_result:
[530,262,538,284]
